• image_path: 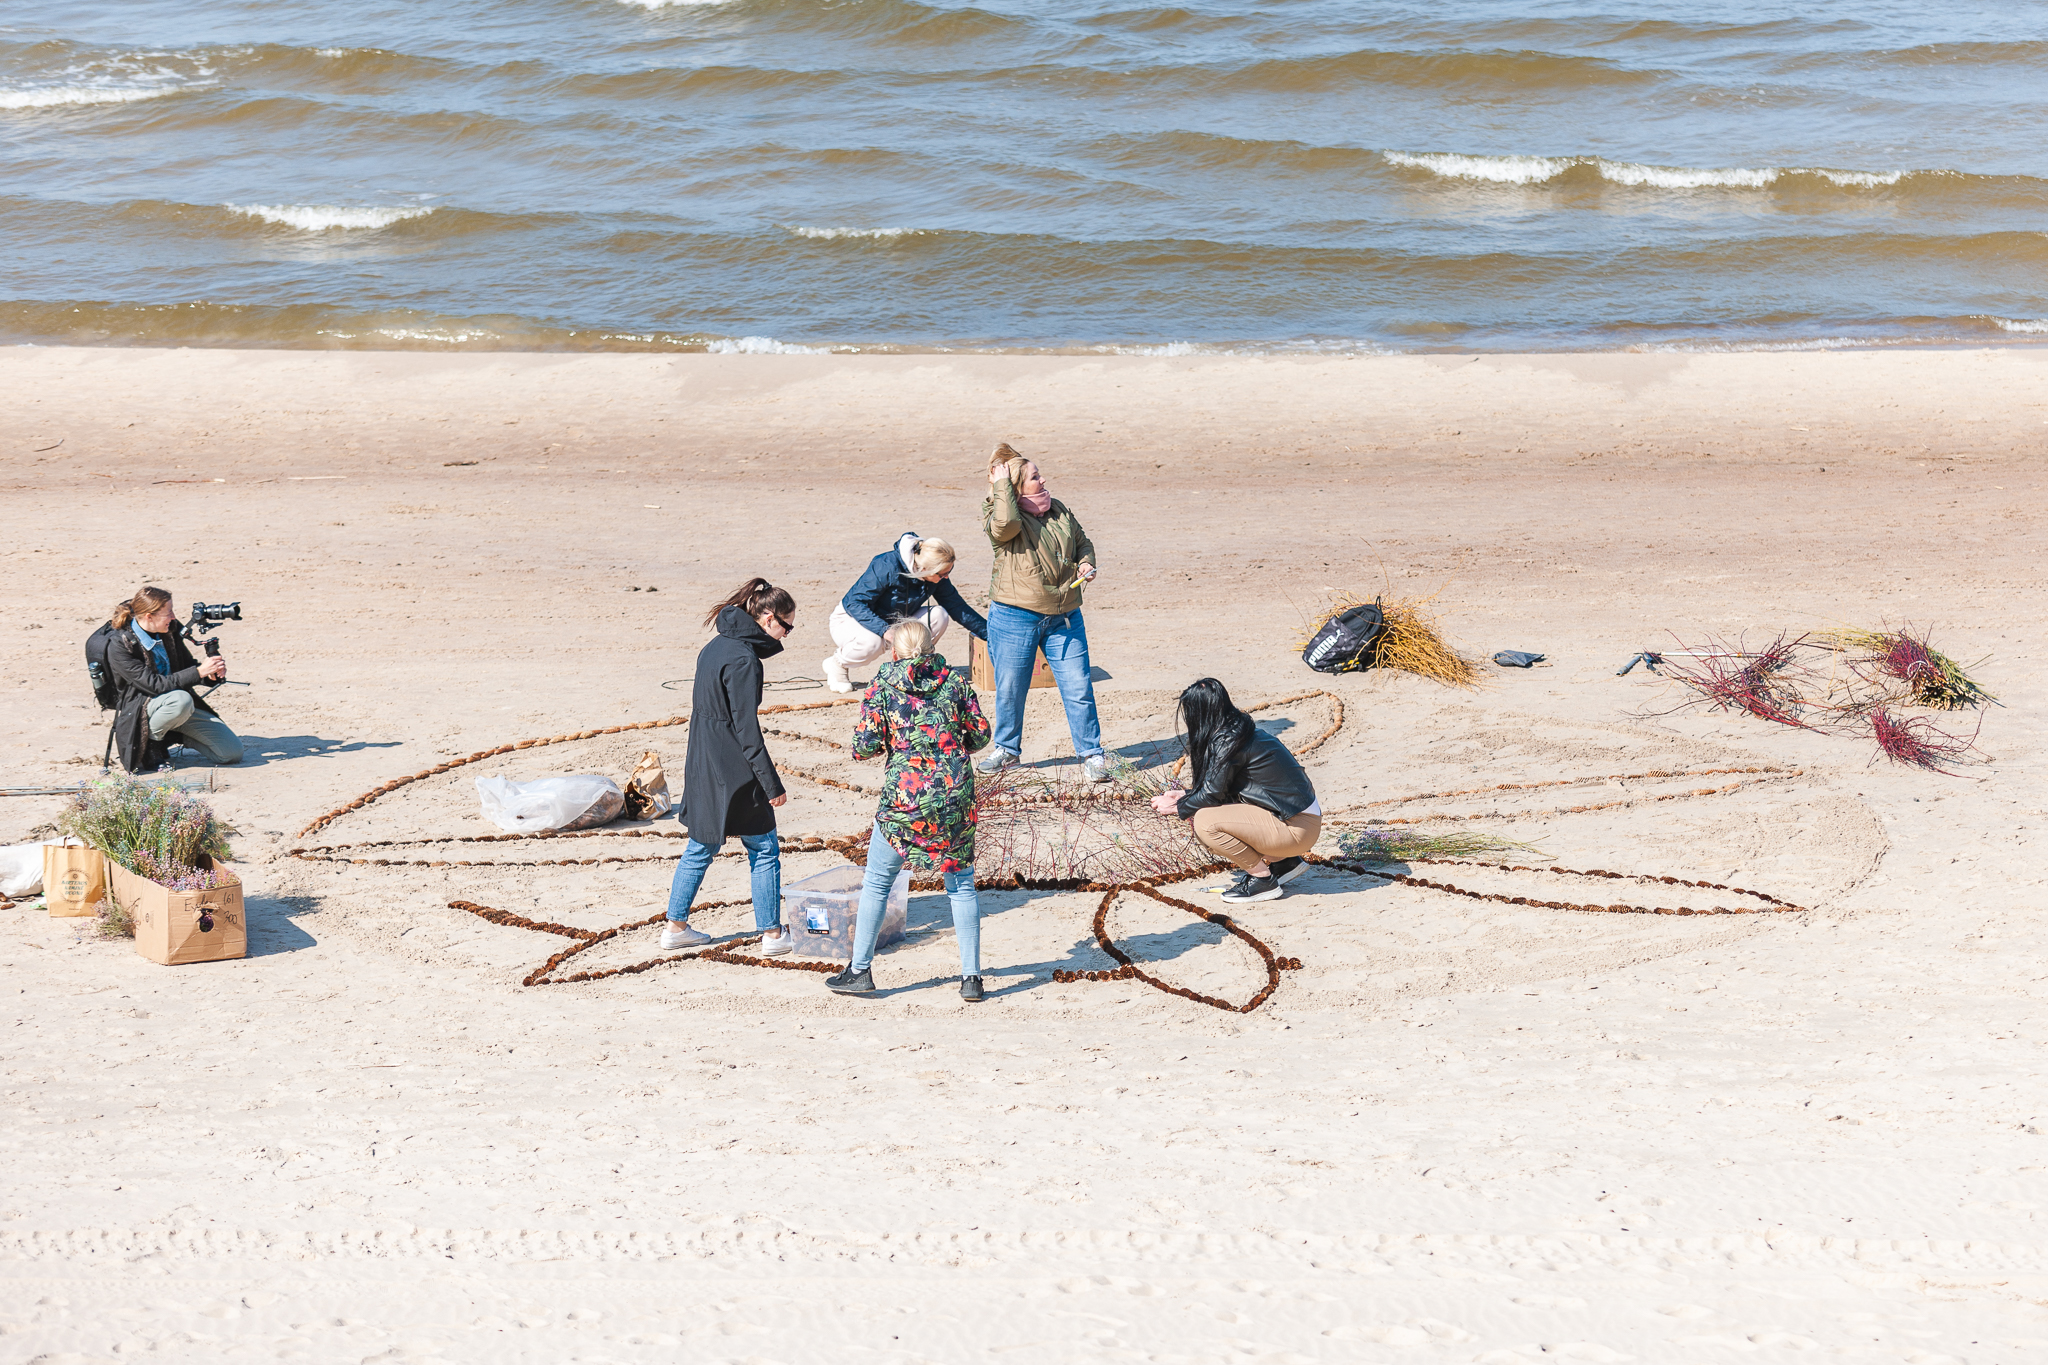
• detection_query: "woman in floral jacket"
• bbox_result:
[827,617,994,1001]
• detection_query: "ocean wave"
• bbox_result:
[225,203,437,231]
[784,226,922,240]
[0,83,188,110]
[704,335,832,354]
[1384,151,1906,190]
[1993,318,2048,334]
[615,0,738,8]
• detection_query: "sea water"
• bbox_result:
[3,0,2044,353]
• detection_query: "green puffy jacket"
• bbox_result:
[981,478,1097,616]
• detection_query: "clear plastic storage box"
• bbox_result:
[781,863,908,960]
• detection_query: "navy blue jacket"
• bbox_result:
[842,532,989,640]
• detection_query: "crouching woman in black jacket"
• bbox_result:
[1150,678,1319,904]
[101,586,244,771]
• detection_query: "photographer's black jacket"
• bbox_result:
[102,621,217,772]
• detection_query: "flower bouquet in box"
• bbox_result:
[58,773,245,964]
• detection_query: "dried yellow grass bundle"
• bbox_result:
[1298,592,1483,689]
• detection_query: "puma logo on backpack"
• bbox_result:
[1302,601,1386,675]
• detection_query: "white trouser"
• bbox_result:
[828,602,950,670]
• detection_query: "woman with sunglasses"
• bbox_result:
[663,577,800,954]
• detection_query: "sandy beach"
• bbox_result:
[3,346,2047,1362]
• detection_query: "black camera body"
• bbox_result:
[180,601,243,670]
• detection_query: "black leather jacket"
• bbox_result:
[1176,729,1317,822]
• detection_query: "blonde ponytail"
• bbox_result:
[909,538,956,576]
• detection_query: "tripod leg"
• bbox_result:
[102,716,117,772]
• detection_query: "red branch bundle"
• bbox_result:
[1868,708,1981,774]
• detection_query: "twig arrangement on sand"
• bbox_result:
[293,687,1811,1012]
[1297,592,1483,689]
[1641,625,1994,772]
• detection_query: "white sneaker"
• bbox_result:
[1082,754,1112,783]
[754,927,793,957]
[660,924,713,951]
[823,656,854,694]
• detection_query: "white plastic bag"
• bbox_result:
[475,775,625,834]
[0,838,82,897]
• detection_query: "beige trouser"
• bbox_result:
[1191,805,1321,871]
[827,602,951,669]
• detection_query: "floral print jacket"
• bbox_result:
[851,655,992,872]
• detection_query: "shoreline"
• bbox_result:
[5,331,2047,358]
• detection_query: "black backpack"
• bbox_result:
[86,622,121,711]
[1302,601,1385,675]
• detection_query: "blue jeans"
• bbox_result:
[666,831,782,931]
[987,601,1102,760]
[852,825,979,976]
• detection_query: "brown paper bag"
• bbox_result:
[622,750,671,820]
[111,860,247,965]
[43,844,106,917]
[969,635,1054,692]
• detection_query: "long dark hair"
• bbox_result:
[1178,677,1254,791]
[703,576,796,629]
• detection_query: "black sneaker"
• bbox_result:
[1220,874,1283,904]
[826,965,875,995]
[1270,856,1307,886]
[960,975,984,1002]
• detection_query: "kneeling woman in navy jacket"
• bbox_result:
[823,532,987,693]
[1151,678,1321,904]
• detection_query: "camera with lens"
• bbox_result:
[181,601,242,666]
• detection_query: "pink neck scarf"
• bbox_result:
[1017,461,1052,517]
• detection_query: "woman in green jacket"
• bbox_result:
[976,443,1108,782]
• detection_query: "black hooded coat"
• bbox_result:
[677,605,788,847]
[99,619,218,773]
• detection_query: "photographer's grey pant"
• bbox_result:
[146,690,244,765]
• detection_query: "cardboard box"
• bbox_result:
[108,857,247,965]
[968,634,1054,691]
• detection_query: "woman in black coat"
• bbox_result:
[663,577,798,954]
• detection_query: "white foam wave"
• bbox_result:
[704,335,830,354]
[1384,152,1572,184]
[1110,341,1211,357]
[785,226,920,240]
[1994,317,2048,334]
[1083,338,1397,358]
[0,84,184,110]
[1385,151,1903,190]
[227,203,435,231]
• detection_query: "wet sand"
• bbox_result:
[2,347,2046,1361]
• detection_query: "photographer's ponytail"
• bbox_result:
[703,577,796,629]
[111,585,171,631]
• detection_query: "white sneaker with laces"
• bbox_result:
[660,923,713,951]
[1082,754,1112,783]
[823,656,854,694]
[754,927,794,957]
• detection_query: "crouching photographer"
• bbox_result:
[95,586,245,771]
